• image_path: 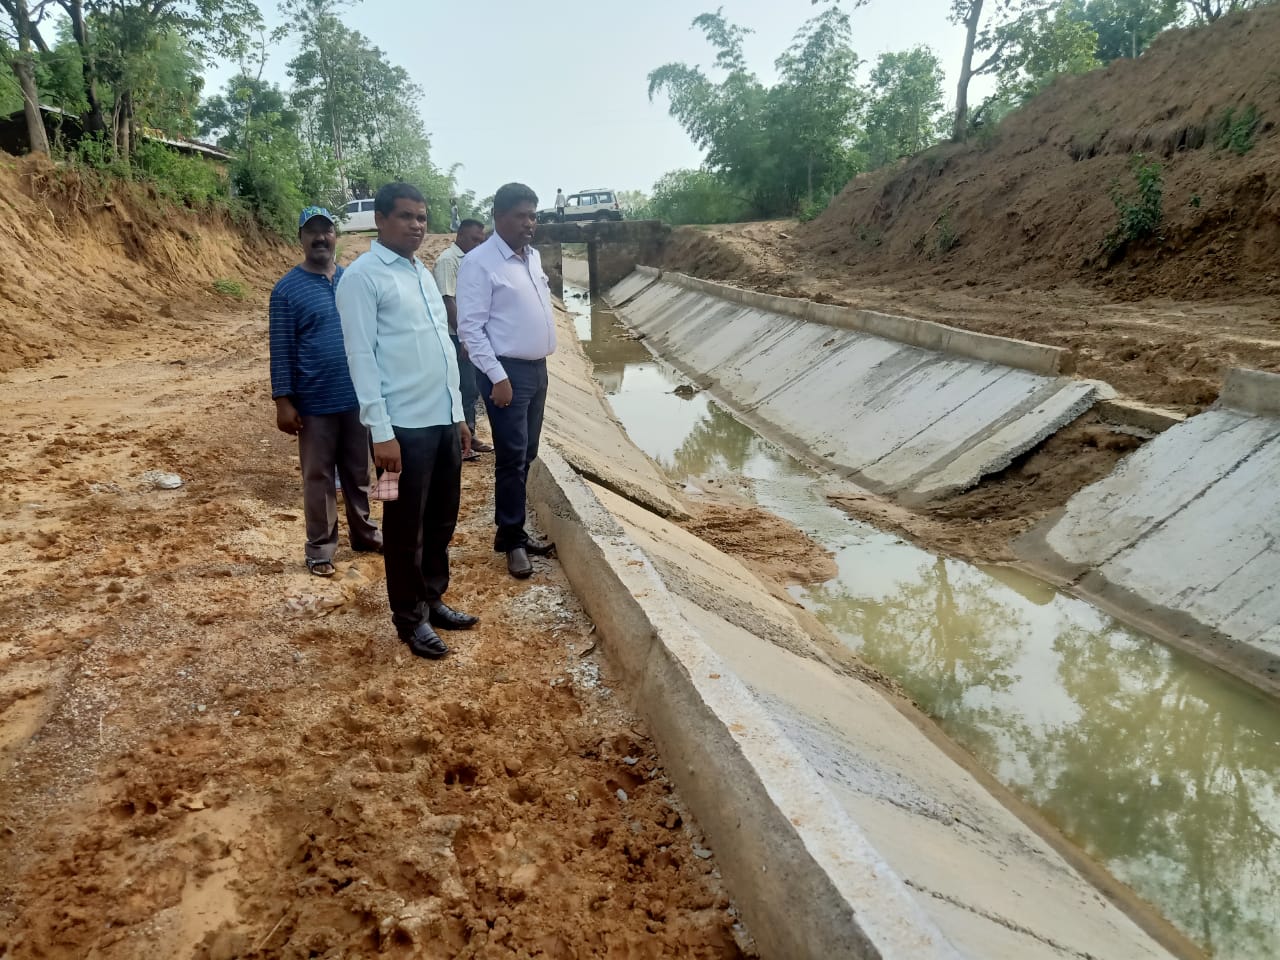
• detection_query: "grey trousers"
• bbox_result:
[298,408,382,561]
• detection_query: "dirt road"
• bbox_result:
[0,251,748,957]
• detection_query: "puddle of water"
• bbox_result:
[568,282,1280,959]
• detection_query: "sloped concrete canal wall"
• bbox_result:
[607,270,1097,501]
[528,304,1186,959]
[1020,368,1280,696]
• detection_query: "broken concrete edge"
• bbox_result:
[530,444,962,960]
[1218,367,1280,418]
[1096,397,1187,435]
[1014,517,1280,703]
[653,269,1072,377]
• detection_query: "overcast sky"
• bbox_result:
[207,0,982,205]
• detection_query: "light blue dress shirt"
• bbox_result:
[336,239,463,444]
[456,232,557,384]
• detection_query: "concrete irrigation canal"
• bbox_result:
[532,257,1280,959]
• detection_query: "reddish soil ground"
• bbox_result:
[0,212,749,956]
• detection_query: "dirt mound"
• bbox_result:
[804,8,1280,301]
[0,153,290,374]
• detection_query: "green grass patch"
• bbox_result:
[212,278,246,298]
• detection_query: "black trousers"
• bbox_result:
[479,357,548,552]
[382,423,461,637]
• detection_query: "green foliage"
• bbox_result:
[1104,154,1164,254]
[797,192,834,223]
[1067,0,1181,62]
[615,189,652,219]
[645,169,749,225]
[131,140,227,207]
[648,7,864,219]
[1213,104,1261,155]
[861,46,947,169]
[212,278,246,298]
[933,212,960,256]
[993,4,1101,106]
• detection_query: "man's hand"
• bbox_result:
[458,421,472,458]
[490,378,514,409]
[373,438,402,474]
[275,397,303,435]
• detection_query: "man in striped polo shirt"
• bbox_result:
[269,206,382,577]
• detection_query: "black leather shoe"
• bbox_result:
[507,546,533,579]
[428,601,478,630]
[523,537,555,557]
[400,624,449,659]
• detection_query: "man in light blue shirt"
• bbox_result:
[336,182,477,660]
[457,182,558,579]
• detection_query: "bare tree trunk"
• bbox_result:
[113,92,133,159]
[952,0,984,142]
[62,0,108,135]
[2,0,51,153]
[12,54,50,154]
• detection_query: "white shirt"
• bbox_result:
[456,232,557,384]
[433,242,465,299]
[555,192,566,208]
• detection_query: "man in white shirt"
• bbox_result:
[555,188,566,222]
[336,182,477,659]
[432,218,492,460]
[457,182,557,579]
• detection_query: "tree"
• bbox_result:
[649,7,864,218]
[50,0,262,157]
[860,46,946,169]
[0,0,53,154]
[949,0,1027,141]
[769,6,863,204]
[1183,0,1263,21]
[1069,0,1181,60]
[992,3,1100,105]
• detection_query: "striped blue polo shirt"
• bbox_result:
[269,265,359,416]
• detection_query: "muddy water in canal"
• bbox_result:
[564,277,1280,959]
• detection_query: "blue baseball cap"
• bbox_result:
[298,206,335,228]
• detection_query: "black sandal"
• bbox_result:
[306,558,336,577]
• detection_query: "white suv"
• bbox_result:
[539,189,623,223]
[341,198,377,231]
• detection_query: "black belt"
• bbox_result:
[497,355,547,366]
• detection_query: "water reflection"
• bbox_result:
[567,282,1280,959]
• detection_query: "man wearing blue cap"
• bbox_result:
[269,206,382,577]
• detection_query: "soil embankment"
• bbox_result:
[0,203,747,955]
[659,8,1280,415]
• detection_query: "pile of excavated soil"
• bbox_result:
[807,7,1280,301]
[658,9,1280,414]
[0,235,749,957]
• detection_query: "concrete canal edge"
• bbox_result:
[528,445,962,960]
[1018,369,1280,701]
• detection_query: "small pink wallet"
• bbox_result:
[371,472,400,502]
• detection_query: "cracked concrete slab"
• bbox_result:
[1020,378,1280,693]
[608,271,1096,499]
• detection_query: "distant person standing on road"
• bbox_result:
[457,182,557,579]
[269,206,382,578]
[433,218,493,460]
[336,182,477,660]
[450,198,461,232]
[555,188,566,222]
